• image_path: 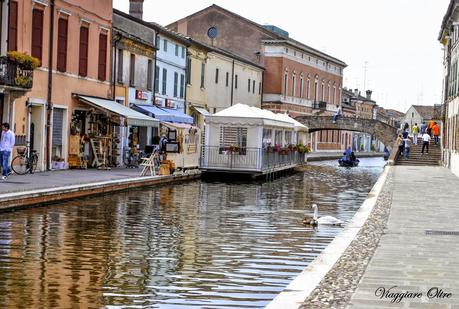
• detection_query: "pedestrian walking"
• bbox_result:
[0,123,15,180]
[427,120,435,137]
[397,134,405,158]
[421,132,431,154]
[432,122,440,145]
[403,136,411,159]
[412,123,420,145]
[420,122,427,135]
[332,105,342,123]
[402,127,409,139]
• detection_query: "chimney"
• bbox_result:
[354,88,359,97]
[366,90,372,100]
[129,0,144,20]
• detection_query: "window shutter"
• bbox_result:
[98,33,107,81]
[79,26,89,77]
[8,1,18,51]
[147,60,153,90]
[57,18,68,72]
[31,9,44,62]
[129,54,135,86]
[52,109,64,146]
[117,49,123,83]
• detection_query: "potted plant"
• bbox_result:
[227,144,240,153]
[7,51,41,70]
[274,144,281,153]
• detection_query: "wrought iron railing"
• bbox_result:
[0,56,34,89]
[201,146,305,172]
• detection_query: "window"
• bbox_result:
[285,131,292,144]
[327,83,331,103]
[333,86,336,104]
[181,46,186,59]
[175,44,179,57]
[248,78,251,92]
[154,66,160,92]
[79,26,89,77]
[186,58,192,84]
[235,75,238,89]
[162,68,167,94]
[57,18,68,72]
[31,9,44,62]
[174,72,178,97]
[200,63,205,88]
[163,39,168,52]
[129,54,135,86]
[7,1,18,51]
[215,68,219,84]
[117,49,123,83]
[147,60,153,90]
[220,127,247,150]
[284,71,288,95]
[292,74,296,96]
[180,74,185,98]
[299,76,304,97]
[307,79,310,99]
[226,72,229,87]
[314,80,318,100]
[253,80,255,94]
[321,82,325,100]
[275,130,283,145]
[98,32,108,81]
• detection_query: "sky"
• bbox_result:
[114,0,450,113]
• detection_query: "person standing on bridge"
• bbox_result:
[412,123,420,145]
[397,134,405,158]
[332,105,342,124]
[420,122,427,135]
[403,135,411,159]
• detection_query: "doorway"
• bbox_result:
[29,105,45,171]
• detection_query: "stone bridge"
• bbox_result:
[295,115,398,147]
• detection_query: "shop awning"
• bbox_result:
[192,106,211,116]
[162,108,194,124]
[134,105,177,123]
[76,95,159,127]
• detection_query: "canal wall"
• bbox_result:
[0,172,201,211]
[306,152,383,162]
[266,165,391,309]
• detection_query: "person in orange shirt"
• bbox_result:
[427,120,435,136]
[432,122,441,145]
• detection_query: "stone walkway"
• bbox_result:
[347,166,459,308]
[0,168,144,194]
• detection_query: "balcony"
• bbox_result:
[0,56,34,90]
[312,100,327,110]
[201,146,306,174]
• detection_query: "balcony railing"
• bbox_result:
[201,146,305,173]
[0,56,34,90]
[312,100,327,109]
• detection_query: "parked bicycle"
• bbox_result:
[123,147,146,168]
[11,144,39,175]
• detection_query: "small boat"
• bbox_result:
[338,159,359,167]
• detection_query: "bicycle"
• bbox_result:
[11,144,39,175]
[123,147,146,168]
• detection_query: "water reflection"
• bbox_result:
[0,158,385,308]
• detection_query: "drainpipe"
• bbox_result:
[230,59,235,106]
[46,0,55,171]
[260,69,264,107]
[152,32,159,106]
[442,39,451,161]
[112,31,122,100]
[184,47,189,116]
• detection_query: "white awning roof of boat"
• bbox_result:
[76,95,159,127]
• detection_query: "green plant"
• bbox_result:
[371,144,376,152]
[7,51,41,69]
[14,75,32,87]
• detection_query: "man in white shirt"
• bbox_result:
[333,105,343,124]
[421,132,430,155]
[0,123,15,180]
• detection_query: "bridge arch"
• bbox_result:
[295,116,398,148]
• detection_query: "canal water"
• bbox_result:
[0,157,385,308]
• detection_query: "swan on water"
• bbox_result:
[303,204,344,226]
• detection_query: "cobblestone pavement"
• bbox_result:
[301,166,459,308]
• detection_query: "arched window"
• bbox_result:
[292,72,296,97]
[321,80,325,101]
[284,69,288,96]
[333,83,337,104]
[307,76,311,99]
[327,82,331,103]
[299,73,304,98]
[314,77,319,101]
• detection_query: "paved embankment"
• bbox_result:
[307,152,383,162]
[0,168,200,211]
[270,165,459,309]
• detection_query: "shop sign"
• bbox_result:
[136,90,148,100]
[166,99,177,109]
[155,97,165,106]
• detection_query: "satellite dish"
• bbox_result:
[207,27,218,39]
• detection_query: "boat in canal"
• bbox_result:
[338,158,360,167]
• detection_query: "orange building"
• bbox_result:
[2,0,113,171]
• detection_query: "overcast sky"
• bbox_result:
[114,0,450,113]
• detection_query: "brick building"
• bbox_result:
[168,4,348,151]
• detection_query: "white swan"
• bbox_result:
[303,204,344,226]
